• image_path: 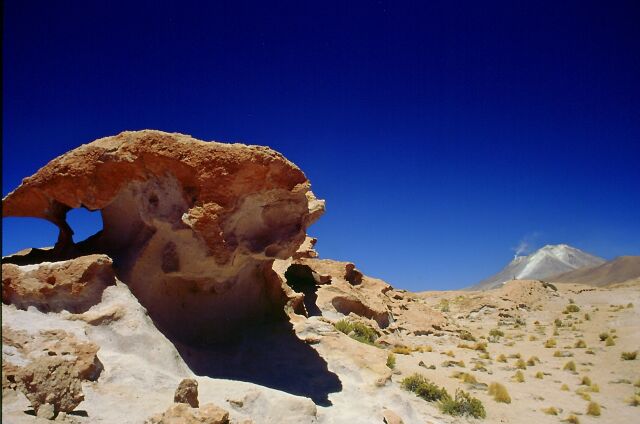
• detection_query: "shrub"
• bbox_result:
[565,304,581,313]
[574,339,586,348]
[554,350,573,357]
[515,359,527,370]
[560,384,569,391]
[439,389,486,419]
[413,345,433,353]
[444,350,455,357]
[576,387,591,402]
[474,342,488,352]
[605,335,615,346]
[497,354,507,363]
[627,302,634,308]
[542,406,559,415]
[459,330,476,341]
[554,318,563,327]
[562,414,580,424]
[334,320,380,345]
[386,353,396,369]
[334,319,352,334]
[529,335,538,341]
[478,352,490,360]
[535,371,544,379]
[580,376,591,386]
[621,351,638,360]
[627,390,640,406]
[590,383,599,392]
[488,382,511,403]
[553,328,560,336]
[584,313,591,321]
[586,349,595,355]
[401,374,450,402]
[527,356,539,366]
[563,361,576,372]
[514,370,525,382]
[544,339,557,348]
[453,372,478,384]
[439,299,450,312]
[599,332,609,341]
[508,352,522,359]
[586,401,601,416]
[489,328,504,338]
[392,345,412,355]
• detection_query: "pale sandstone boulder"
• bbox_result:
[174,378,199,407]
[145,403,229,424]
[383,409,404,424]
[2,255,115,313]
[2,326,103,382]
[2,130,324,342]
[2,325,103,417]
[14,356,84,416]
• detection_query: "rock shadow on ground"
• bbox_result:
[174,321,342,407]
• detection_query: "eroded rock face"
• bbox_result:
[2,254,115,313]
[3,130,324,342]
[2,326,103,415]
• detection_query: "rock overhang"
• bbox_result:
[2,130,325,343]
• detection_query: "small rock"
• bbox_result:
[37,403,56,420]
[383,409,404,424]
[174,378,199,408]
[145,403,229,424]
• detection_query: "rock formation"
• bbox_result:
[2,130,324,342]
[2,326,103,417]
[2,254,115,313]
[145,403,230,424]
[174,378,199,408]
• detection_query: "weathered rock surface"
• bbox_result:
[383,409,404,424]
[145,403,229,424]
[2,255,115,313]
[174,378,199,408]
[2,326,103,382]
[2,130,324,342]
[14,356,84,416]
[2,325,103,417]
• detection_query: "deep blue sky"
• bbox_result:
[3,1,639,290]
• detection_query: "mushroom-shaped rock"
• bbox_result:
[2,130,325,343]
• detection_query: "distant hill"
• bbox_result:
[470,244,605,290]
[549,256,640,287]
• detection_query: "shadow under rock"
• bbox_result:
[174,321,342,407]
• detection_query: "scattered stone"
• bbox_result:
[15,357,84,416]
[145,403,229,424]
[383,408,404,424]
[174,378,199,408]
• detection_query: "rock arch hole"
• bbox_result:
[284,264,322,316]
[2,217,58,256]
[67,207,103,243]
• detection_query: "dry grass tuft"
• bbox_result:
[488,382,511,403]
[563,361,576,372]
[586,401,601,416]
[392,345,412,355]
[542,406,559,415]
[514,370,525,383]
